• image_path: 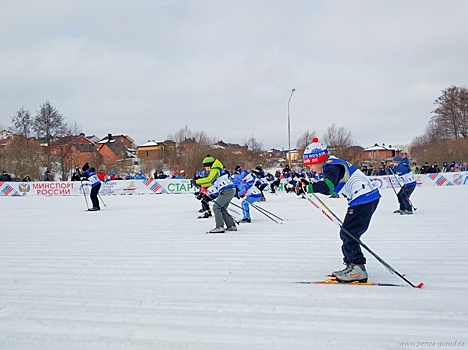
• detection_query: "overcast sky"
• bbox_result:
[1,1,467,150]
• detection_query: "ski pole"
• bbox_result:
[79,178,90,210]
[98,192,107,207]
[302,191,424,289]
[251,203,285,221]
[231,200,281,224]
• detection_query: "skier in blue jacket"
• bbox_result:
[388,156,416,215]
[77,163,102,211]
[296,138,381,283]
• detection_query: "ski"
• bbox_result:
[296,278,412,287]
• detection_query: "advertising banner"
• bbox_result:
[1,172,468,197]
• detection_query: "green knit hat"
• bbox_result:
[202,154,215,167]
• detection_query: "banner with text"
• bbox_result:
[1,172,468,197]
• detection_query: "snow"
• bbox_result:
[1,186,467,350]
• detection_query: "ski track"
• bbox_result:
[1,187,467,349]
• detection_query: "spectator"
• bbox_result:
[430,162,440,173]
[450,161,457,172]
[410,162,419,174]
[71,172,80,181]
[22,175,32,182]
[376,166,386,176]
[97,170,107,181]
[1,171,12,181]
[420,162,430,174]
[441,162,450,172]
[135,170,146,180]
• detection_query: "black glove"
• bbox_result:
[299,179,310,194]
[82,163,89,171]
[295,184,304,195]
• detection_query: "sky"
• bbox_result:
[1,185,467,349]
[1,1,468,151]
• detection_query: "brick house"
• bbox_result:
[97,134,136,168]
[49,134,102,170]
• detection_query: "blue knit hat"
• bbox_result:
[392,156,403,163]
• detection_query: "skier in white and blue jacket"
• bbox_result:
[387,155,416,215]
[296,138,381,283]
[77,163,102,211]
[236,172,263,223]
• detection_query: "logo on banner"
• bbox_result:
[18,183,31,195]
[123,181,138,194]
[452,173,463,186]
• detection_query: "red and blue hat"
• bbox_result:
[303,138,329,165]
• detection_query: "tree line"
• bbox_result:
[1,86,467,180]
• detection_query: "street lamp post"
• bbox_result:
[287,88,296,168]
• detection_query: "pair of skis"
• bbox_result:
[299,277,411,288]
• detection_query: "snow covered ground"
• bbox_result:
[1,186,467,350]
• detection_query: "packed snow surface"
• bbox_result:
[1,186,467,349]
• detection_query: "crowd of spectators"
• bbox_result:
[360,161,468,176]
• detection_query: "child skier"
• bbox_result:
[77,163,102,211]
[297,138,381,283]
[236,172,263,223]
[388,155,416,215]
[195,184,218,219]
[195,155,237,233]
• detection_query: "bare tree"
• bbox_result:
[323,123,354,159]
[166,126,217,176]
[296,130,317,152]
[244,135,263,152]
[32,100,67,170]
[431,86,468,140]
[8,108,42,179]
[4,136,42,180]
[10,107,32,138]
[53,122,85,180]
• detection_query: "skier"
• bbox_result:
[266,170,281,195]
[194,184,218,219]
[388,155,416,215]
[77,163,102,211]
[195,155,237,233]
[237,172,262,223]
[252,165,268,201]
[296,138,381,283]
